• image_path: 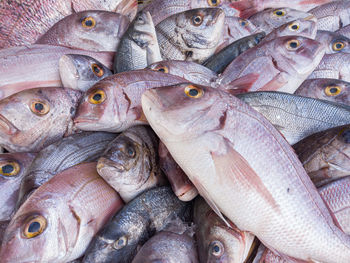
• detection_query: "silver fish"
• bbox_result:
[315,30,350,54]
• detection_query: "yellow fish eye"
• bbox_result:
[286,39,300,50]
[273,10,286,16]
[0,161,20,177]
[333,41,345,51]
[288,22,300,31]
[113,235,128,250]
[82,17,96,28]
[151,65,169,73]
[88,89,106,105]
[192,15,203,26]
[184,85,204,99]
[239,19,248,27]
[209,241,224,257]
[207,0,220,7]
[324,85,342,96]
[30,100,50,116]
[23,215,47,239]
[91,63,104,77]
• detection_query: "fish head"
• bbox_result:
[225,17,259,38]
[311,79,350,102]
[316,31,350,54]
[275,17,317,39]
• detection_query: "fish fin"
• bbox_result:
[229,1,259,19]
[222,73,260,93]
[115,0,138,21]
[258,72,288,91]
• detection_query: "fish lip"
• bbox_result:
[74,116,99,124]
[59,55,79,90]
[210,8,225,26]
[98,157,126,173]
[0,114,18,135]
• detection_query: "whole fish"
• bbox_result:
[315,30,350,54]
[36,11,130,52]
[82,186,190,263]
[159,141,198,201]
[295,79,350,106]
[148,60,218,86]
[194,197,256,263]
[59,54,113,92]
[74,70,188,133]
[0,162,123,263]
[237,91,350,145]
[0,153,36,221]
[309,0,350,31]
[156,8,225,63]
[337,24,350,39]
[114,11,162,73]
[293,125,350,187]
[219,36,325,94]
[97,126,165,202]
[141,83,350,262]
[0,45,113,99]
[0,87,82,152]
[16,132,117,208]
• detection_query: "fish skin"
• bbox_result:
[194,197,255,263]
[114,11,162,73]
[0,44,114,100]
[82,186,190,263]
[16,132,117,209]
[219,36,325,94]
[0,87,82,153]
[141,83,350,262]
[0,162,123,263]
[295,78,350,105]
[315,30,350,54]
[156,8,225,63]
[293,125,350,187]
[36,11,130,52]
[59,54,113,92]
[73,70,188,133]
[97,126,166,202]
[337,24,350,39]
[0,153,36,221]
[237,91,350,145]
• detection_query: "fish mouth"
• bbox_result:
[59,55,79,90]
[209,8,225,26]
[97,157,126,173]
[0,114,18,135]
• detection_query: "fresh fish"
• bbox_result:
[309,0,350,31]
[74,70,187,133]
[16,132,117,208]
[97,126,165,202]
[141,83,350,262]
[194,197,256,263]
[0,45,113,99]
[0,153,36,221]
[0,0,137,48]
[315,30,350,54]
[295,78,350,106]
[114,11,162,73]
[148,60,218,86]
[293,125,350,187]
[337,24,350,39]
[159,141,198,201]
[82,186,190,263]
[0,162,123,263]
[237,91,350,145]
[59,54,113,92]
[203,32,266,74]
[156,8,225,63]
[0,87,82,152]
[219,36,325,94]
[248,8,315,34]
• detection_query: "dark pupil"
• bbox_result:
[289,42,298,48]
[194,16,201,23]
[127,147,135,157]
[212,245,220,253]
[28,221,40,233]
[118,239,124,245]
[336,43,343,49]
[2,164,13,174]
[276,11,283,15]
[342,130,350,143]
[93,93,102,101]
[291,25,298,30]
[158,68,166,72]
[85,19,93,27]
[93,66,100,74]
[212,0,217,4]
[189,89,199,97]
[35,103,44,112]
[241,21,246,26]
[330,87,338,93]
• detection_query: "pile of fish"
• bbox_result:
[1,0,350,262]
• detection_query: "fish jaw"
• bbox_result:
[59,55,80,90]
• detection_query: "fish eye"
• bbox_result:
[126,146,136,158]
[288,22,300,31]
[324,85,342,96]
[30,100,50,116]
[209,241,224,257]
[151,65,169,73]
[184,85,203,99]
[332,41,345,51]
[113,236,128,250]
[239,19,248,27]
[286,39,300,50]
[341,129,350,144]
[82,17,96,28]
[88,89,106,105]
[91,63,104,77]
[23,215,47,239]
[273,10,286,17]
[0,161,20,177]
[192,15,203,26]
[207,0,220,7]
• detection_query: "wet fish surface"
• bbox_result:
[315,30,350,54]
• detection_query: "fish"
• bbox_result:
[97,126,166,202]
[147,60,218,86]
[158,141,198,201]
[0,162,123,263]
[337,24,350,39]
[0,87,82,152]
[156,8,225,63]
[82,186,190,263]
[218,36,325,94]
[194,197,256,263]
[0,44,113,99]
[295,78,350,106]
[36,11,130,52]
[0,153,36,221]
[0,0,137,48]
[315,30,350,54]
[309,0,350,31]
[237,91,350,145]
[141,83,350,262]
[16,132,117,208]
[74,70,188,133]
[59,54,113,92]
[203,32,266,74]
[293,125,350,187]
[114,11,162,73]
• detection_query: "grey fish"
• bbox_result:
[237,91,350,145]
[82,186,190,263]
[315,30,350,54]
[337,24,350,39]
